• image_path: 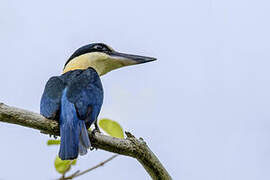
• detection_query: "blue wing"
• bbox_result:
[40,76,65,119]
[58,68,103,160]
[66,68,103,124]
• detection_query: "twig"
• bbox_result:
[74,154,117,178]
[0,103,172,180]
[63,155,118,179]
[59,170,80,180]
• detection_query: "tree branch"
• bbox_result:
[0,103,172,180]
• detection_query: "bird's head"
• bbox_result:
[63,43,156,76]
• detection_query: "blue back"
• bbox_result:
[40,67,103,160]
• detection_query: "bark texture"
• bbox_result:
[0,103,172,180]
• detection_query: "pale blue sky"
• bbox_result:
[1,0,270,179]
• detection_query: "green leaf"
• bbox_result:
[54,156,77,174]
[71,159,77,165]
[47,139,61,145]
[98,118,124,139]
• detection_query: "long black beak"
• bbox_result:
[109,51,157,64]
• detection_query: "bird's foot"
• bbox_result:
[91,128,101,137]
[94,121,101,133]
[94,127,101,133]
[89,121,100,151]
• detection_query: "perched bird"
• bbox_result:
[40,43,156,160]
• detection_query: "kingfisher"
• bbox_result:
[40,43,156,160]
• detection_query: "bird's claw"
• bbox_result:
[91,128,101,135]
[93,121,101,133]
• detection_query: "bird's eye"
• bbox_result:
[94,45,102,50]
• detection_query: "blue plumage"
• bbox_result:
[40,43,155,160]
[40,68,103,160]
[40,77,65,120]
[59,89,90,159]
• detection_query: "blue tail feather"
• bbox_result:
[59,89,90,160]
[79,122,91,155]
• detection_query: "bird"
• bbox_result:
[40,43,156,160]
